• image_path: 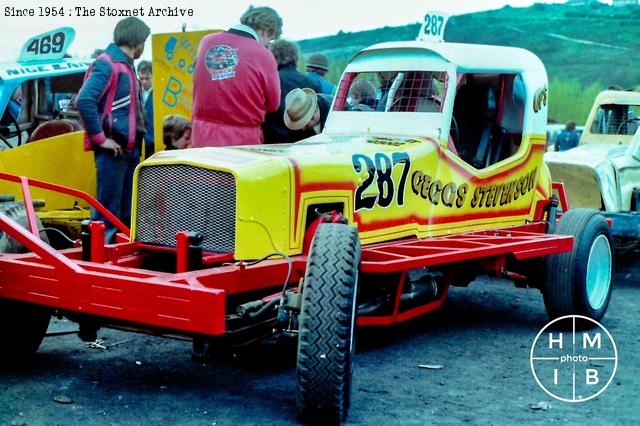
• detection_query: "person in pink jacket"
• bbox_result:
[191,6,282,147]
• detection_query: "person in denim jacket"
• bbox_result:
[76,17,150,242]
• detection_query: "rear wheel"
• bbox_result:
[0,202,51,362]
[543,209,613,322]
[296,224,360,424]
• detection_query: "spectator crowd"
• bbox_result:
[73,7,337,242]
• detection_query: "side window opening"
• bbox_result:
[30,75,84,143]
[591,104,640,136]
[451,73,524,169]
[0,75,85,147]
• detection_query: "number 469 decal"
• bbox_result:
[352,152,411,211]
[18,27,75,63]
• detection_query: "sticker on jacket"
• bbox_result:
[205,45,238,81]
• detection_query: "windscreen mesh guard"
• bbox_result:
[135,164,236,253]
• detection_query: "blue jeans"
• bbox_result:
[93,147,140,243]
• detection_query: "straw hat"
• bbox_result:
[284,88,318,131]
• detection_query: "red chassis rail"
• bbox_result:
[0,173,573,336]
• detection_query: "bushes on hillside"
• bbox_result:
[548,78,603,125]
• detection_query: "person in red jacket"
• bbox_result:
[191,6,282,147]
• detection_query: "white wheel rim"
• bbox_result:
[586,234,612,310]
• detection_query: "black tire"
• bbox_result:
[296,224,360,425]
[0,202,51,362]
[0,299,51,362]
[543,209,613,322]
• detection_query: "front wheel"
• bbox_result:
[0,299,51,363]
[0,202,51,362]
[296,224,360,425]
[543,209,614,322]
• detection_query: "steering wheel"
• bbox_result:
[0,132,12,149]
[616,117,640,135]
[0,112,23,147]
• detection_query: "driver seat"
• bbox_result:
[29,119,82,143]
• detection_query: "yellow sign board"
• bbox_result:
[151,29,221,153]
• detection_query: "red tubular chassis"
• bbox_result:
[0,173,573,338]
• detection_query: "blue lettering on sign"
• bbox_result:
[164,35,197,74]
[162,76,182,107]
[164,37,177,60]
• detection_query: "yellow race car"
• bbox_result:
[546,89,640,253]
[1,31,614,424]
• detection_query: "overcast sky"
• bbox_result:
[0,0,575,62]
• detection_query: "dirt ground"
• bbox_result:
[1,253,638,425]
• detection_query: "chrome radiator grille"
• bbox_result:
[135,165,236,253]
